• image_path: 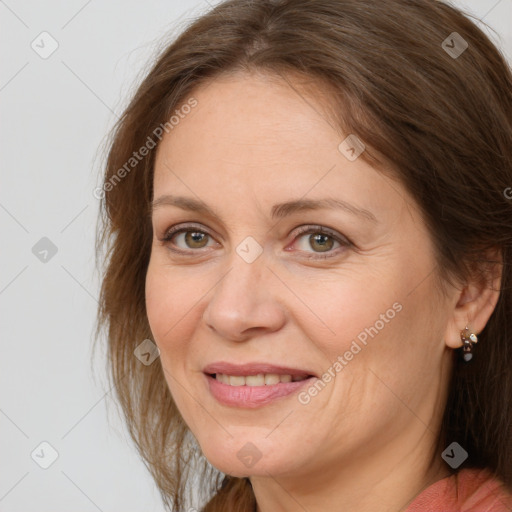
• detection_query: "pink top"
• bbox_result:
[406,468,512,511]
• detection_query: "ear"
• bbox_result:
[444,248,503,349]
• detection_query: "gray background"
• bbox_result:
[1,1,511,511]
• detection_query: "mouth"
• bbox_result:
[202,362,317,408]
[208,373,312,386]
[203,361,316,379]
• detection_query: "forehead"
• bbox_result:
[151,71,410,228]
[157,73,353,185]
[160,72,338,161]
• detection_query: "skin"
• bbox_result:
[145,70,501,512]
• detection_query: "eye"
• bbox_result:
[290,225,351,259]
[160,223,217,253]
[158,223,351,260]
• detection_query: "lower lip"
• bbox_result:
[205,373,315,408]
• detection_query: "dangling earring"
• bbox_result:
[460,325,478,362]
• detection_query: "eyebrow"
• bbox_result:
[151,194,377,223]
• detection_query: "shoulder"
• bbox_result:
[406,468,512,512]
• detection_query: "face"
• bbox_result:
[145,71,455,483]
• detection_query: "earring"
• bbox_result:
[460,325,478,362]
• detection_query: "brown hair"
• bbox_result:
[95,0,512,510]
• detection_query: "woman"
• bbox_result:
[95,0,512,510]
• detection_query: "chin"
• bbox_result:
[198,434,300,478]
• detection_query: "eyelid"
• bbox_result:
[159,222,352,259]
[293,224,350,243]
[290,224,352,259]
[160,222,210,241]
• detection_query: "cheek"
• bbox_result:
[304,257,435,393]
[324,275,443,418]
[145,263,199,363]
[145,263,204,420]
[289,265,404,357]
[145,265,171,342]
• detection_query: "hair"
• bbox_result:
[95,0,512,510]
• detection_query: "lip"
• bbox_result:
[204,373,315,408]
[202,362,317,408]
[202,361,316,378]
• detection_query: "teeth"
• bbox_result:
[245,374,265,386]
[229,375,245,386]
[214,373,308,386]
[264,373,280,385]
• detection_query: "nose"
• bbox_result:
[201,253,287,342]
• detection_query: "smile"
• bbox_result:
[204,373,316,408]
[213,373,310,386]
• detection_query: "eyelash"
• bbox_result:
[159,223,351,260]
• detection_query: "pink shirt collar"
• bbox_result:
[406,468,512,511]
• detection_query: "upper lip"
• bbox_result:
[203,362,316,378]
